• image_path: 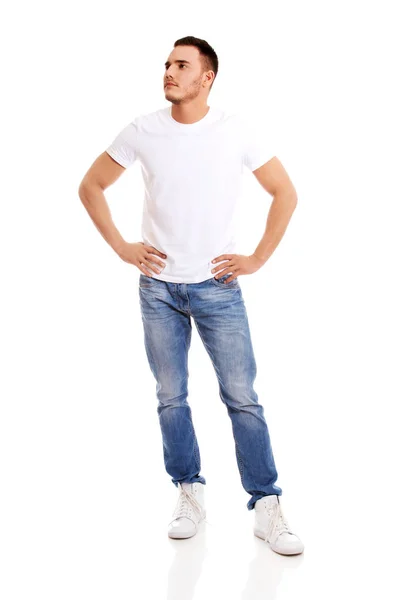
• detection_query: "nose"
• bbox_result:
[165,66,176,80]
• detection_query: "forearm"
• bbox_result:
[253,190,298,263]
[78,184,126,255]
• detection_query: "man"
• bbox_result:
[78,36,304,556]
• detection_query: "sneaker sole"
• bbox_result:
[168,511,206,539]
[253,529,304,555]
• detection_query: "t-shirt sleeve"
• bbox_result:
[241,116,276,172]
[105,120,138,168]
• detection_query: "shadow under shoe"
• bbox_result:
[168,482,206,539]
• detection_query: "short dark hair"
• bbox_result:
[174,36,218,90]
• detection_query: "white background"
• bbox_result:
[1,1,406,598]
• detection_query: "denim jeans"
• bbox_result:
[138,271,282,510]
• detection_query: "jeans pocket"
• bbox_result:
[139,273,161,288]
[211,274,239,288]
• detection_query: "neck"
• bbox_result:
[170,103,210,125]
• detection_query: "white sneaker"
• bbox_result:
[168,482,206,539]
[254,495,304,555]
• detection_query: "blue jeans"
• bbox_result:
[138,271,282,510]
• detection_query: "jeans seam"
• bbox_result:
[235,440,245,488]
[190,422,200,470]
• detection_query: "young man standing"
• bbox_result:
[78,36,304,556]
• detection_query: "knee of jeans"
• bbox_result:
[221,371,255,391]
[157,385,189,406]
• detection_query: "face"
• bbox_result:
[164,45,213,105]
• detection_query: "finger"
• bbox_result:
[140,263,154,277]
[144,258,164,274]
[214,268,231,279]
[212,262,236,275]
[146,246,167,258]
[148,246,167,258]
[146,252,167,269]
[211,254,233,264]
[215,266,241,279]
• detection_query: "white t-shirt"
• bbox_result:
[105,105,275,283]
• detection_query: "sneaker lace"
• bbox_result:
[173,485,204,522]
[264,499,293,546]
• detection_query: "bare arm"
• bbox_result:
[252,157,298,263]
[210,156,298,283]
[78,151,127,254]
[78,151,167,274]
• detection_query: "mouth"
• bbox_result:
[165,83,176,87]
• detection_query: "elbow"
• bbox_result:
[78,182,87,203]
[78,180,98,203]
[273,187,298,207]
[287,187,298,208]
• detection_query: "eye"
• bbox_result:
[179,64,186,68]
